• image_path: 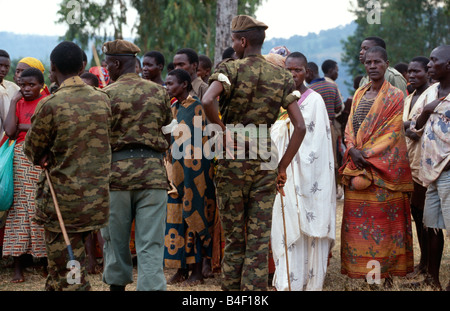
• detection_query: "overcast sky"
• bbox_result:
[0,0,357,39]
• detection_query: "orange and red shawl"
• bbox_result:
[339,80,413,192]
[89,66,110,88]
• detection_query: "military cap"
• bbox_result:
[102,39,141,56]
[231,15,268,33]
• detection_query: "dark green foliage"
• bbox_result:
[341,0,450,92]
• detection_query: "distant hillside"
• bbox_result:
[0,32,61,66]
[263,22,357,98]
[1,21,357,97]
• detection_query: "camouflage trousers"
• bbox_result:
[44,229,92,291]
[214,159,277,291]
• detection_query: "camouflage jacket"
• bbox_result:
[104,72,172,191]
[208,55,299,160]
[24,76,112,233]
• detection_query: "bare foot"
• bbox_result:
[182,273,204,287]
[11,271,24,283]
[383,277,393,289]
[183,262,204,286]
[11,257,25,283]
[87,258,103,275]
[202,258,214,278]
[168,268,189,285]
[406,264,427,279]
[406,275,442,291]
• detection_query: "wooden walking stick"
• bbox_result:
[279,192,291,291]
[91,44,106,87]
[44,169,76,265]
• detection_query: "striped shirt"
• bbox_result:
[309,78,343,120]
[352,95,375,134]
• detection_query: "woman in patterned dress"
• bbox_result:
[3,68,48,282]
[339,46,414,287]
[163,69,216,286]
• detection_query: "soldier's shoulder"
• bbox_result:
[260,59,292,83]
[146,79,166,90]
[217,58,235,67]
[39,93,56,104]
[260,57,288,74]
[216,58,238,72]
[90,85,108,94]
[142,79,169,96]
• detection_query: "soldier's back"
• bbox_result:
[26,75,112,232]
[212,55,297,127]
[104,72,171,152]
[103,72,172,191]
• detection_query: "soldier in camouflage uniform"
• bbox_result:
[202,15,306,290]
[99,39,172,291]
[23,41,112,291]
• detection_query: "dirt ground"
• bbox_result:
[0,200,449,292]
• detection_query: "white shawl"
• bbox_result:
[270,90,336,261]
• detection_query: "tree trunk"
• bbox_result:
[214,0,238,67]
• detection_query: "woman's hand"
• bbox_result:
[349,147,370,170]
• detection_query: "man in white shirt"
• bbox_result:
[410,45,450,291]
[0,49,20,135]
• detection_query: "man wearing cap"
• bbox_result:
[100,39,173,291]
[202,15,306,291]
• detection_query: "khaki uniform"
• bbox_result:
[209,54,299,290]
[24,75,112,290]
[100,72,172,291]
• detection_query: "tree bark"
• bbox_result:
[214,0,238,67]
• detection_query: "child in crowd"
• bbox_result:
[2,67,48,283]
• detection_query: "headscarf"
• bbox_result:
[19,57,45,74]
[89,66,110,88]
[269,46,291,57]
[18,57,50,95]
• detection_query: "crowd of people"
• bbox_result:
[0,14,448,291]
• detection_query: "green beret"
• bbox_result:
[102,39,141,56]
[231,15,268,33]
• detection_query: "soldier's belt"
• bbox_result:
[112,145,164,162]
